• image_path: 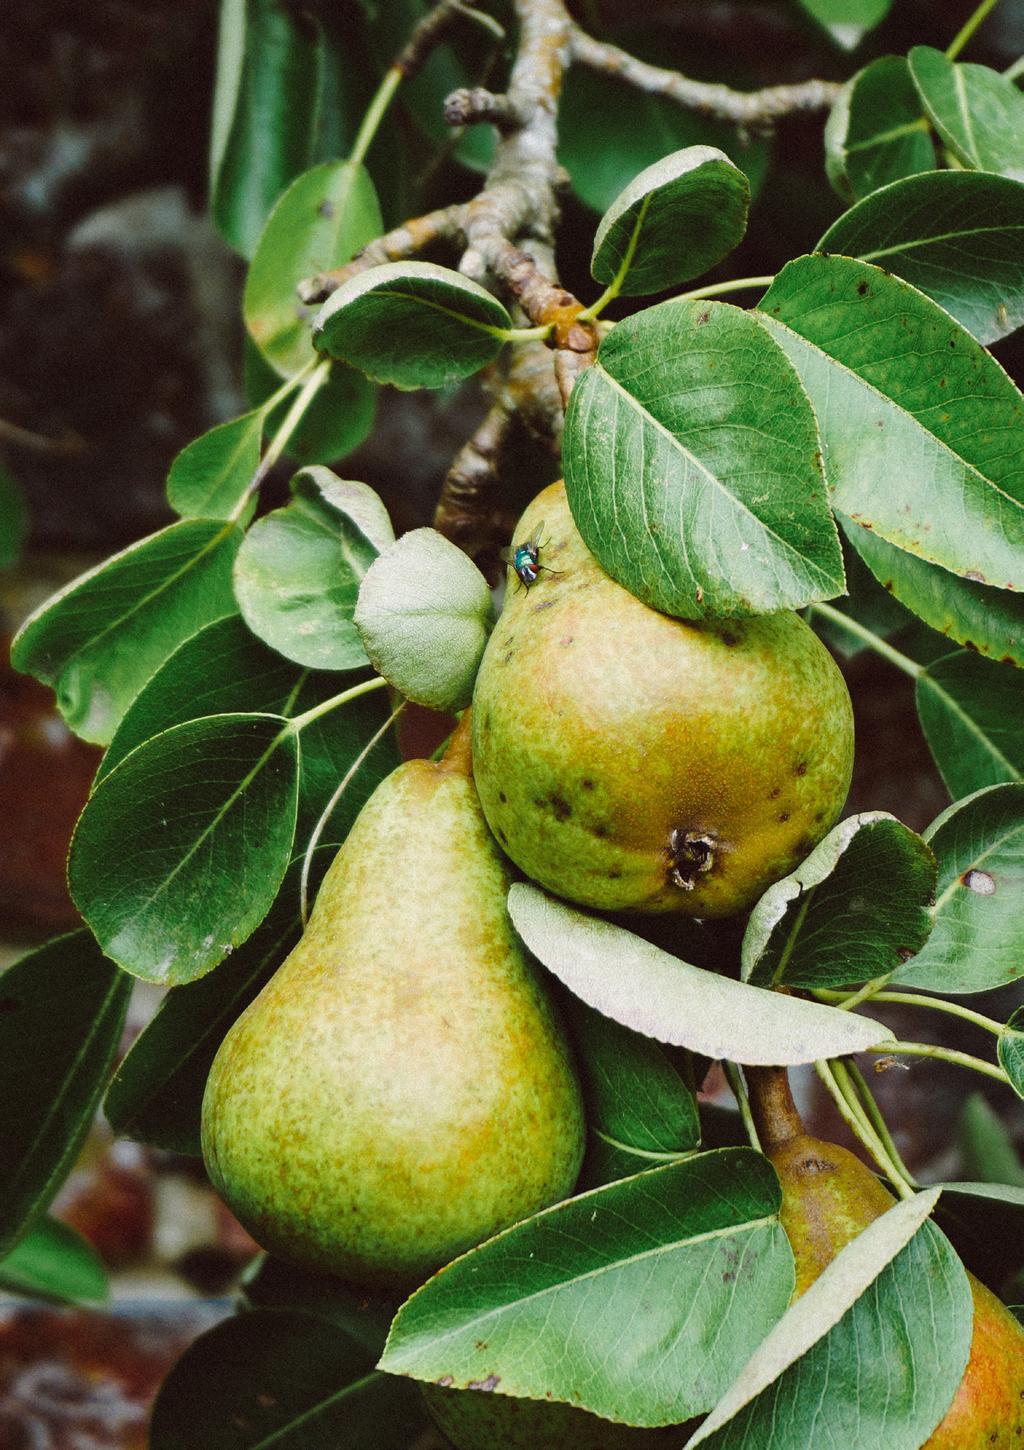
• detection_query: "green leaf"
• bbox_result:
[244,339,376,466]
[508,885,893,1064]
[244,160,383,378]
[69,714,299,984]
[689,1191,972,1450]
[150,1309,426,1450]
[0,1217,108,1305]
[104,876,301,1155]
[893,783,1024,994]
[823,58,934,202]
[909,46,1024,181]
[843,517,1024,665]
[818,170,1024,344]
[10,520,242,744]
[241,1257,397,1352]
[354,528,494,711]
[916,650,1024,799]
[0,933,130,1256]
[563,299,843,619]
[558,66,770,217]
[381,1150,794,1427]
[797,0,893,50]
[591,146,749,297]
[98,615,292,783]
[210,0,324,258]
[0,460,26,569]
[999,1006,1024,1101]
[759,254,1024,591]
[741,813,936,990]
[166,409,263,520]
[234,469,391,671]
[567,999,699,1187]
[957,1094,1024,1187]
[312,261,511,389]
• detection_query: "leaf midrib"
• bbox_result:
[387,1210,777,1360]
[918,669,1021,782]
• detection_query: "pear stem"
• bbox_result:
[745,1065,806,1151]
[439,710,474,775]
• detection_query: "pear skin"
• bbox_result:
[423,1383,692,1449]
[472,482,853,917]
[769,1134,1024,1446]
[201,719,585,1286]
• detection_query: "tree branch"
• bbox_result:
[569,26,841,129]
[297,204,467,305]
[432,396,514,550]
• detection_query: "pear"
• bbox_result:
[422,1383,691,1449]
[752,1071,1024,1447]
[201,717,585,1286]
[472,482,853,918]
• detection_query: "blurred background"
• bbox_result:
[2,1,1023,1444]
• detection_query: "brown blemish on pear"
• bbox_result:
[472,482,854,917]
[201,715,585,1287]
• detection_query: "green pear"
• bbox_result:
[768,1133,1024,1446]
[423,1383,692,1449]
[201,718,585,1286]
[472,481,854,917]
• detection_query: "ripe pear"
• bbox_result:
[201,717,585,1286]
[423,1383,692,1449]
[768,1132,1024,1446]
[472,481,853,918]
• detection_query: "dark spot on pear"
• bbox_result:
[778,811,790,823]
[794,761,808,776]
[581,778,595,791]
[498,791,507,804]
[769,786,782,799]
[594,823,610,839]
[548,792,571,821]
[608,867,622,879]
[814,809,825,822]
[721,631,739,647]
[962,869,995,895]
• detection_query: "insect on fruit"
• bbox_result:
[502,524,558,590]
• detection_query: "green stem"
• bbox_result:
[231,359,331,521]
[299,696,404,923]
[815,1059,915,1199]
[672,274,775,305]
[814,986,1004,1037]
[946,0,1002,59]
[257,364,313,418]
[451,2,505,40]
[866,1039,1011,1084]
[498,323,554,343]
[830,975,890,1012]
[350,66,404,169]
[843,1060,918,1188]
[577,198,650,322]
[1005,55,1024,82]
[288,674,389,735]
[722,1061,761,1152]
[808,602,922,680]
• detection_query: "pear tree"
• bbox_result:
[3,1,1024,1446]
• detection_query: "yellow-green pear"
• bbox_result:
[749,1067,1024,1448]
[472,482,854,917]
[423,1384,693,1449]
[201,717,585,1286]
